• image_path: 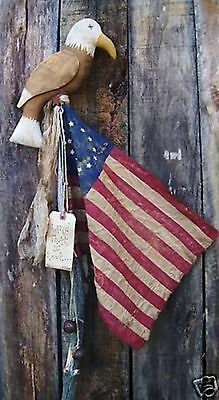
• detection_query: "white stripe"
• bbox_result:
[106,155,212,247]
[95,283,150,341]
[87,215,171,300]
[88,189,183,282]
[98,170,195,263]
[92,247,160,320]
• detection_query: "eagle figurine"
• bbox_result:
[10,18,117,148]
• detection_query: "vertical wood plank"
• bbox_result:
[60,1,130,399]
[129,1,203,398]
[194,0,219,387]
[0,1,59,399]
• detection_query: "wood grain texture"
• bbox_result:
[194,1,219,392]
[1,0,219,399]
[60,1,130,399]
[0,1,59,399]
[129,1,203,398]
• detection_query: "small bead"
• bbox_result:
[73,369,80,376]
[63,319,76,333]
[72,348,84,360]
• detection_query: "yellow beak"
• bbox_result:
[96,33,117,59]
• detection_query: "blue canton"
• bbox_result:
[62,104,114,195]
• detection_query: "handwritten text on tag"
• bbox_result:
[45,211,76,271]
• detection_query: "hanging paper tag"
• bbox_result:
[45,211,76,271]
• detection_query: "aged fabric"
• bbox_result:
[18,105,61,264]
[63,104,218,349]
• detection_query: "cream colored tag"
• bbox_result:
[45,211,76,271]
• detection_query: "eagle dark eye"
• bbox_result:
[88,24,94,30]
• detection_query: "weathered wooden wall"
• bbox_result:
[0,0,219,399]
[0,2,59,399]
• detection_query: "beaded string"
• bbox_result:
[57,106,69,215]
[56,98,86,399]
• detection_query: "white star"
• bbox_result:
[92,147,97,152]
[80,128,86,133]
[69,121,75,127]
[93,155,97,161]
[86,162,92,168]
[78,167,82,174]
[88,136,92,142]
[70,149,75,155]
[67,139,72,144]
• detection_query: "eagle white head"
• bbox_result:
[65,18,117,59]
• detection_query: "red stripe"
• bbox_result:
[75,235,89,245]
[74,210,87,220]
[93,178,192,274]
[94,266,155,329]
[102,163,205,256]
[68,174,86,210]
[68,175,80,187]
[75,213,89,255]
[86,199,178,291]
[76,220,88,231]
[89,231,167,310]
[99,304,146,349]
[72,198,86,210]
[75,242,90,256]
[68,197,74,210]
[112,148,219,241]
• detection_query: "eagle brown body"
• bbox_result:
[10,18,116,148]
[20,47,93,121]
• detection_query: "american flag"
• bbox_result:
[64,104,218,350]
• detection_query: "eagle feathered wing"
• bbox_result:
[17,51,80,108]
